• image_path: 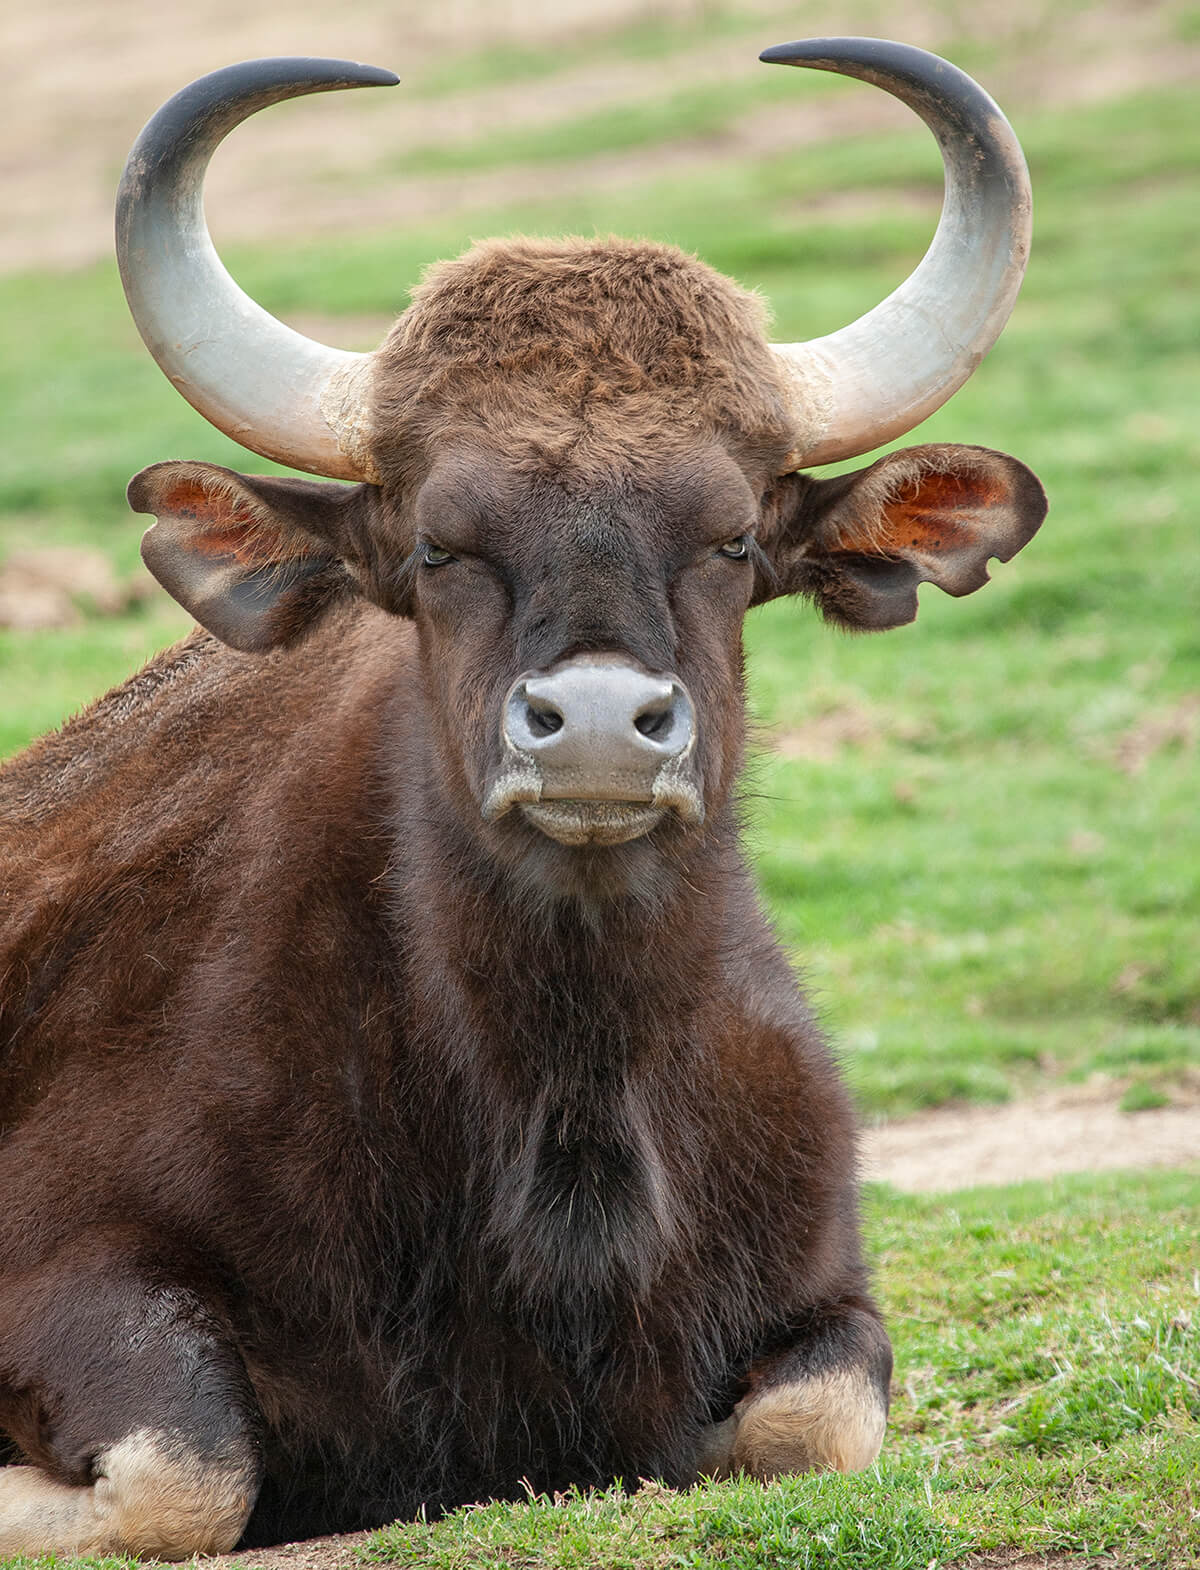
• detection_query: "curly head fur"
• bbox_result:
[370,237,803,491]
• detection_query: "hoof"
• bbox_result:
[728,1368,887,1479]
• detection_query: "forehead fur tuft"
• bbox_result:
[369,237,798,488]
[400,236,772,365]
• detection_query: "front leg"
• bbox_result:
[0,1229,263,1559]
[698,1303,892,1480]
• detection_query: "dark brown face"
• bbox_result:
[129,423,1046,906]
[394,438,764,888]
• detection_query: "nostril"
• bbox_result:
[634,704,673,741]
[524,699,564,738]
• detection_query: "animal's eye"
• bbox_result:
[422,543,456,568]
[718,535,750,560]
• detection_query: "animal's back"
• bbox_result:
[0,605,412,1173]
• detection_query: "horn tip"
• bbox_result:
[758,36,933,71]
[349,63,400,88]
[290,59,399,89]
[759,38,840,66]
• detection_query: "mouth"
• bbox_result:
[483,768,704,846]
[518,800,667,846]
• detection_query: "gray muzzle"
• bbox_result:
[483,655,704,844]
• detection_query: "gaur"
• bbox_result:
[0,38,1046,1556]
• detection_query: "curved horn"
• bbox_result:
[760,38,1032,468]
[116,58,399,482]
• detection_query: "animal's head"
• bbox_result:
[119,44,1046,895]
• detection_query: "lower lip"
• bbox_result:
[519,801,665,846]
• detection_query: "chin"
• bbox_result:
[487,801,691,911]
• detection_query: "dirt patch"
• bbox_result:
[0,546,156,628]
[863,1083,1200,1193]
[200,1533,370,1570]
[960,1556,1100,1570]
[774,702,884,763]
[1112,693,1200,775]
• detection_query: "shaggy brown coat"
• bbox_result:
[0,238,1045,1552]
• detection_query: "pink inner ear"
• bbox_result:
[156,477,299,568]
[835,469,1013,557]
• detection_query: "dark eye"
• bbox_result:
[422,543,456,567]
[718,535,750,560]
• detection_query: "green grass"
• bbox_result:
[373,66,839,179]
[361,1173,1200,1570]
[401,0,1034,102]
[406,2,789,99]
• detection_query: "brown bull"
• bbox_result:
[0,40,1046,1557]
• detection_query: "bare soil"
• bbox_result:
[198,1535,367,1570]
[863,1081,1200,1193]
[0,545,154,628]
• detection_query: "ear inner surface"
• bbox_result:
[773,444,1047,631]
[129,462,350,652]
[820,453,1042,595]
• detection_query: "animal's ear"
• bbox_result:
[758,444,1047,630]
[128,462,377,652]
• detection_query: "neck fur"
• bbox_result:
[387,775,746,1342]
